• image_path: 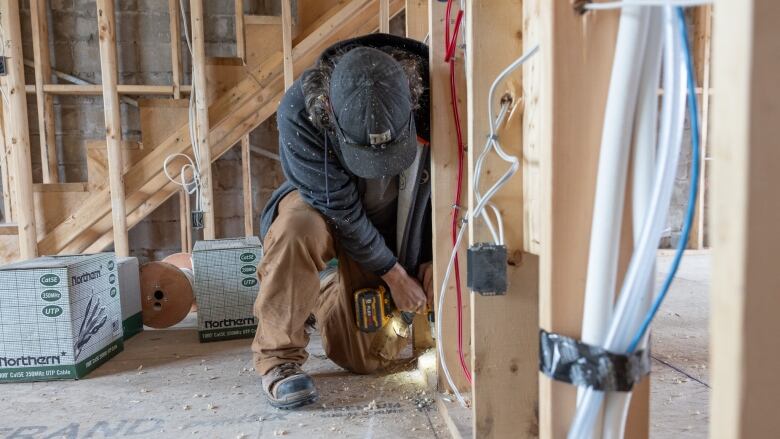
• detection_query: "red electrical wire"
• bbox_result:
[443,0,471,385]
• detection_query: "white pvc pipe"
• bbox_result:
[577,2,650,435]
[602,7,665,438]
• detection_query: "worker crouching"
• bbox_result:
[251,34,433,409]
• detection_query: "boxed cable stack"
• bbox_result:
[192,237,263,342]
[0,254,124,383]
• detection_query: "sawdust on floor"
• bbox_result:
[0,314,446,439]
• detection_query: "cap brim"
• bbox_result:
[338,117,418,179]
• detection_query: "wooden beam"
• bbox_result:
[688,5,712,249]
[169,0,183,99]
[30,0,57,183]
[281,0,294,90]
[710,0,780,437]
[189,0,216,240]
[537,3,648,438]
[24,84,188,95]
[406,0,430,353]
[380,0,390,33]
[428,0,470,392]
[0,101,13,223]
[405,0,427,41]
[241,136,253,237]
[465,1,538,437]
[32,182,88,193]
[235,0,246,63]
[1,0,38,259]
[179,189,192,253]
[0,223,18,235]
[245,14,282,25]
[96,0,129,257]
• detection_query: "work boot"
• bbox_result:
[261,363,318,409]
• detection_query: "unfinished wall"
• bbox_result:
[6,0,284,263]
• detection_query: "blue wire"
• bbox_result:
[627,7,700,353]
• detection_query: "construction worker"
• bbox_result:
[252,34,433,409]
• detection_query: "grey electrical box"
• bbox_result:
[467,243,508,296]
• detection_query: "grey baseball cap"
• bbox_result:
[329,47,418,179]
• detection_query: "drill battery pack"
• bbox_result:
[354,286,392,333]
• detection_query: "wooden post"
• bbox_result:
[537,3,648,438]
[30,0,57,183]
[281,0,294,90]
[465,1,539,437]
[1,0,38,258]
[380,0,390,33]
[96,0,130,257]
[179,189,192,253]
[235,0,246,63]
[241,135,253,237]
[405,0,427,41]
[0,101,13,223]
[428,0,470,392]
[190,0,216,240]
[169,0,183,99]
[406,0,432,353]
[710,0,780,437]
[688,5,712,249]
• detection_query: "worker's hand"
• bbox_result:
[417,262,434,309]
[382,263,428,313]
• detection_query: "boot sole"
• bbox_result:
[267,391,319,410]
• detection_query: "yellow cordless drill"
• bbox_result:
[354,285,414,333]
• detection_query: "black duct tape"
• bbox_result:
[538,329,650,392]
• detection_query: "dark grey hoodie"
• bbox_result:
[259,34,431,276]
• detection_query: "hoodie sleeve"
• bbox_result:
[276,82,398,275]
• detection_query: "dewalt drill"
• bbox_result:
[354,285,415,333]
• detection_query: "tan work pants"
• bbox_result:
[252,191,397,375]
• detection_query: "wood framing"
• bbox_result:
[38,0,403,255]
[96,0,130,257]
[1,0,38,259]
[169,0,183,99]
[235,0,246,63]
[428,0,470,392]
[688,5,713,249]
[0,102,13,223]
[406,0,433,353]
[179,189,192,253]
[24,84,191,95]
[281,0,294,90]
[380,0,390,33]
[241,136,253,237]
[190,0,216,240]
[405,0,427,40]
[30,0,57,183]
[465,1,539,437]
[537,3,648,438]
[710,0,780,437]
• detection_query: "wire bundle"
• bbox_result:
[568,5,701,438]
[163,0,206,215]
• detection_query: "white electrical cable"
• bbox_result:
[577,7,650,435]
[601,7,664,437]
[583,0,712,10]
[435,44,540,409]
[567,6,687,438]
[163,0,204,214]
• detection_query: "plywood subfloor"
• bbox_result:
[0,314,446,438]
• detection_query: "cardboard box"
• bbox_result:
[192,237,262,342]
[117,257,143,340]
[0,253,124,382]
